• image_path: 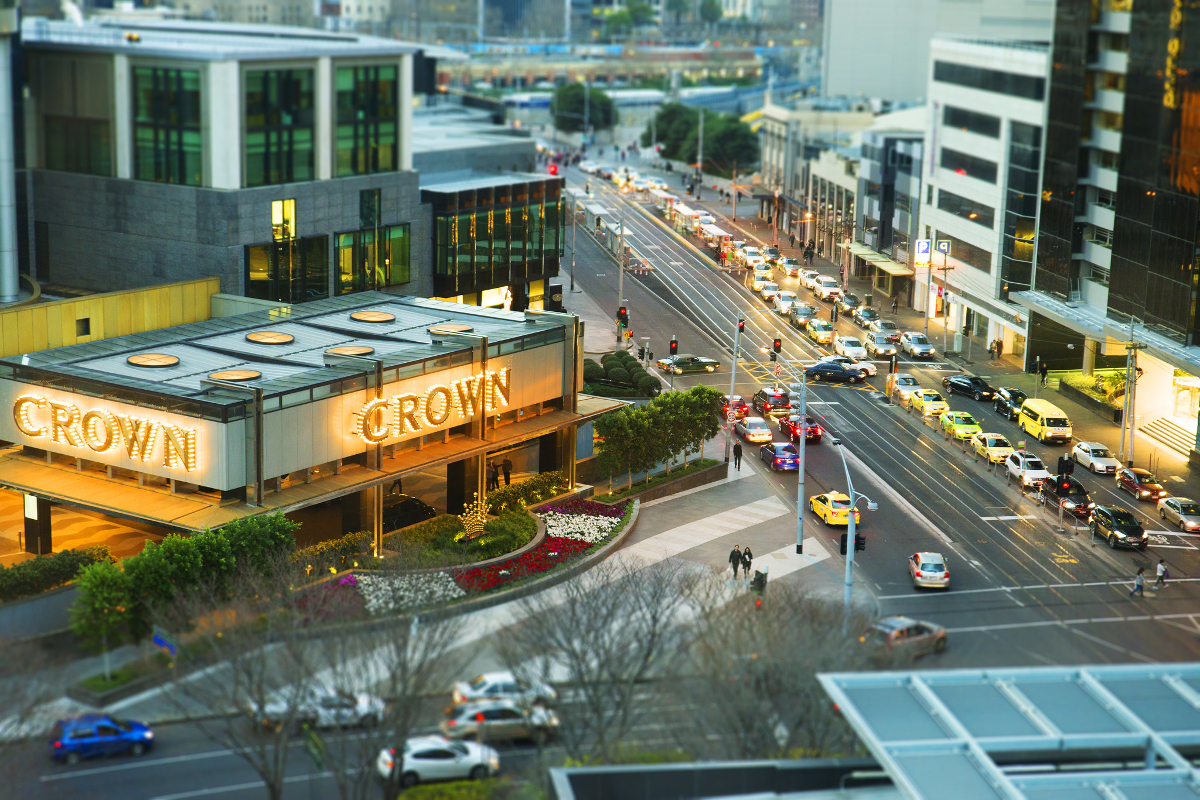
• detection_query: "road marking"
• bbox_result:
[979,515,1038,521]
[41,749,238,781]
[1170,476,1185,483]
[805,401,841,406]
[944,613,1200,644]
[616,496,791,565]
[876,575,1200,600]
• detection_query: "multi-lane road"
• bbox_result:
[567,164,1200,668]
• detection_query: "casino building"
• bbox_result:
[0,293,615,554]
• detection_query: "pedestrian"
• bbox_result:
[733,441,743,470]
[996,338,1004,359]
[1130,567,1145,598]
[502,456,513,486]
[891,296,899,314]
[789,232,796,248]
[742,546,754,579]
[988,340,996,361]
[1154,559,1168,590]
[1039,360,1049,388]
[487,461,500,491]
[729,545,742,579]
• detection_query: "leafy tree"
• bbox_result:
[699,0,722,24]
[602,9,634,41]
[677,112,760,177]
[222,513,298,572]
[641,103,698,154]
[553,82,618,133]
[70,560,131,681]
[681,385,723,463]
[627,1,655,26]
[666,0,692,24]
[595,407,635,489]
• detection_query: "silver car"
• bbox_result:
[908,552,949,590]
[865,333,897,358]
[1159,496,1200,532]
[441,699,560,742]
[451,671,557,707]
[900,331,935,358]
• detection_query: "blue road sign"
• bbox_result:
[936,240,951,254]
[152,627,178,658]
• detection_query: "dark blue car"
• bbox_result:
[760,442,800,471]
[50,714,154,765]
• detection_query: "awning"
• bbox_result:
[848,244,914,277]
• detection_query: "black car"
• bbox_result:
[852,307,879,328]
[789,305,818,329]
[942,375,996,401]
[1088,505,1147,550]
[780,414,823,443]
[836,293,861,314]
[1041,475,1094,519]
[993,387,1027,420]
[751,387,791,417]
[805,362,864,384]
[382,490,437,533]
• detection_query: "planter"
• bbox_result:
[595,461,728,505]
[1057,379,1122,423]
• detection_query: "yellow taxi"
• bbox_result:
[940,411,981,441]
[809,492,861,526]
[910,390,949,417]
[806,318,834,345]
[971,432,1014,464]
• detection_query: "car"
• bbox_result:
[886,373,921,405]
[750,268,773,289]
[761,245,781,263]
[1005,450,1052,489]
[742,246,764,267]
[852,307,880,328]
[760,282,781,300]
[1041,474,1095,519]
[631,180,649,192]
[800,269,821,289]
[1159,496,1200,531]
[899,331,936,359]
[752,387,791,417]
[375,736,500,788]
[1071,441,1120,474]
[441,699,559,743]
[789,304,819,329]
[656,354,720,374]
[910,389,949,417]
[867,319,902,343]
[908,552,950,590]
[971,432,1014,464]
[777,257,803,277]
[941,374,995,401]
[734,416,773,442]
[809,491,860,526]
[383,490,437,533]
[1088,506,1147,550]
[820,353,877,376]
[834,336,868,359]
[836,293,861,314]
[780,414,823,443]
[1117,467,1168,501]
[805,361,864,383]
[698,214,716,225]
[50,715,154,766]
[722,394,750,421]
[451,671,557,706]
[814,277,842,300]
[940,411,981,441]
[773,290,800,314]
[806,318,834,344]
[993,387,1028,420]
[865,332,897,358]
[597,166,614,179]
[861,616,947,657]
[578,162,599,174]
[760,441,800,471]
[248,686,387,731]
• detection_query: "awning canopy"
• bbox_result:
[847,242,915,277]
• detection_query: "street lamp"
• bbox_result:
[830,438,878,629]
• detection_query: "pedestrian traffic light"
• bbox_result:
[855,533,866,552]
[638,345,646,359]
[839,534,848,555]
[773,337,782,354]
[750,569,766,595]
[670,338,678,356]
[617,306,628,327]
[548,164,558,176]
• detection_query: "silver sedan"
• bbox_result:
[1158,496,1200,532]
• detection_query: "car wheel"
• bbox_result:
[1161,509,1167,520]
[1091,463,1097,473]
[934,637,947,654]
[401,772,420,789]
[470,765,489,781]
[65,752,81,766]
[130,742,146,757]
[974,391,983,401]
[1181,520,1189,532]
[1108,534,1116,549]
[813,373,822,382]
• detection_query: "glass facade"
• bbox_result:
[943,105,1000,138]
[45,117,111,176]
[937,189,995,228]
[245,70,314,187]
[336,65,397,177]
[336,224,411,295]
[941,148,998,183]
[933,61,1046,101]
[245,235,329,304]
[1000,122,1042,300]
[133,67,202,186]
[936,230,992,274]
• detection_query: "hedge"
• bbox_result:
[295,531,372,572]
[0,546,113,604]
[400,778,533,800]
[583,363,606,382]
[607,367,630,384]
[485,470,569,514]
[381,511,536,564]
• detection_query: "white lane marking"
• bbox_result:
[840,443,954,545]
[876,575,1200,600]
[616,496,791,564]
[805,401,841,406]
[980,515,1038,521]
[760,536,831,580]
[41,749,237,781]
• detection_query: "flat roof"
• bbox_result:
[420,170,559,194]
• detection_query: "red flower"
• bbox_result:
[454,536,592,594]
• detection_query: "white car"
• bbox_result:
[834,336,868,360]
[249,687,386,730]
[774,290,800,314]
[451,671,557,706]
[750,269,773,291]
[631,180,649,192]
[1070,441,1121,475]
[698,214,716,225]
[887,372,920,403]
[865,333,897,358]
[820,353,877,376]
[735,416,773,443]
[376,736,499,789]
[579,162,599,174]
[868,319,903,340]
[739,246,762,264]
[1159,497,1200,532]
[760,282,781,300]
[1006,450,1052,489]
[900,331,936,359]
[814,277,842,300]
[908,551,950,590]
[800,269,821,290]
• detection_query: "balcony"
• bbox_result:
[1085,165,1120,192]
[1080,276,1110,311]
[1090,50,1128,74]
[1094,10,1131,34]
[1083,203,1116,231]
[1079,239,1112,271]
[1087,127,1123,154]
[1085,88,1125,114]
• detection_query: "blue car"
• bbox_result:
[759,442,800,471]
[50,714,154,765]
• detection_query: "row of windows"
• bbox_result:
[937,189,995,229]
[936,230,993,274]
[941,147,998,184]
[434,203,563,276]
[943,105,1000,139]
[933,61,1046,101]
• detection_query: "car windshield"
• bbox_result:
[860,310,878,319]
[762,283,778,291]
[795,307,815,316]
[1008,389,1027,402]
[775,444,798,456]
[909,335,930,345]
[1112,509,1140,525]
[1091,447,1111,458]
[1046,417,1070,427]
[820,279,838,286]
[1136,473,1159,484]
[897,376,917,386]
[779,292,797,300]
[745,248,760,255]
[810,320,831,330]
[747,421,769,430]
[919,562,944,572]
[468,676,489,689]
[924,392,944,402]
[1180,503,1200,515]
[829,498,851,509]
[988,437,1011,448]
[842,339,862,348]
[448,741,470,755]
[956,415,977,425]
[113,719,133,732]
[878,321,898,330]
[1026,458,1045,471]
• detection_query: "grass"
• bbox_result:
[1058,369,1125,408]
[77,652,173,694]
[381,511,539,570]
[594,458,719,503]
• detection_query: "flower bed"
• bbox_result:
[354,572,466,615]
[540,500,628,543]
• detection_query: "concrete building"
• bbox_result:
[820,0,1053,103]
[916,37,1048,359]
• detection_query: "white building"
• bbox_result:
[916,37,1048,358]
[821,0,1053,103]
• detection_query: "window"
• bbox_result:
[941,148,998,183]
[1090,227,1113,248]
[933,61,1045,100]
[1093,110,1123,131]
[1095,189,1116,209]
[942,105,1000,138]
[272,199,296,241]
[75,318,90,336]
[42,57,113,176]
[336,65,397,176]
[937,190,995,228]
[133,67,202,185]
[244,69,314,187]
[45,118,112,176]
[1001,122,1042,299]
[245,235,329,303]
[936,230,993,273]
[336,224,411,295]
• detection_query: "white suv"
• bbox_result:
[1006,451,1052,489]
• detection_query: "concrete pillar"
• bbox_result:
[314,57,332,180]
[1083,337,1098,376]
[205,60,241,189]
[113,54,132,179]
[399,54,413,171]
[0,37,18,301]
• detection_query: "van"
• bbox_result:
[1018,398,1073,444]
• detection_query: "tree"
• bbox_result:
[627,0,655,26]
[595,407,635,489]
[699,0,722,25]
[677,112,759,178]
[681,385,722,463]
[602,9,634,41]
[642,103,698,157]
[552,82,617,133]
[70,560,132,682]
[665,0,692,25]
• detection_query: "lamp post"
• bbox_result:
[831,438,877,629]
[724,314,743,464]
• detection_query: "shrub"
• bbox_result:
[638,374,662,396]
[607,367,631,384]
[617,351,638,366]
[486,470,569,514]
[295,531,372,572]
[583,362,606,382]
[400,778,531,800]
[385,514,466,551]
[70,560,132,678]
[473,511,538,559]
[0,546,113,604]
[221,513,298,572]
[600,354,620,368]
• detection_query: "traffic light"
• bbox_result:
[670,338,678,356]
[773,337,782,354]
[855,533,866,552]
[1058,456,1074,475]
[839,534,848,555]
[617,306,628,327]
[638,345,646,359]
[749,569,766,595]
[738,320,745,335]
[548,164,558,176]
[770,351,777,362]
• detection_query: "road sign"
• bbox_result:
[915,239,932,265]
[726,410,735,422]
[773,364,783,378]
[936,240,952,255]
[152,627,178,658]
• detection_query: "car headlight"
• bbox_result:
[1141,490,1150,496]
[144,731,154,740]
[488,756,500,770]
[1063,501,1076,509]
[1114,531,1127,538]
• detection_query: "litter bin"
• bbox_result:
[864,293,873,307]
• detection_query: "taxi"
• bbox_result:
[809,492,861,526]
[970,432,1014,464]
[910,390,949,417]
[940,411,981,441]
[806,318,834,345]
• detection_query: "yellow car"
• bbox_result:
[806,319,834,345]
[940,411,981,441]
[809,492,861,526]
[971,432,1014,464]
[910,390,949,417]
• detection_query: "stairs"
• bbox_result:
[1139,417,1196,455]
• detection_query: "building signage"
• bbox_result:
[915,239,931,265]
[353,368,512,444]
[1165,0,1184,109]
[13,395,198,471]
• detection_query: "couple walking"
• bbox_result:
[1130,560,1169,597]
[728,545,754,580]
[486,456,513,491]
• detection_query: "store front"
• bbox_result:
[0,293,618,556]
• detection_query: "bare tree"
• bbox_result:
[0,638,70,787]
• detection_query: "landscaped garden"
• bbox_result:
[582,349,662,398]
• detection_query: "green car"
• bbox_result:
[656,354,720,374]
[941,411,981,441]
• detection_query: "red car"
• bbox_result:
[722,395,750,421]
[1117,467,1168,501]
[779,414,823,443]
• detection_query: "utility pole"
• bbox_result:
[615,211,625,346]
[795,367,806,554]
[583,77,589,150]
[731,161,738,221]
[1118,321,1143,464]
[773,188,780,246]
[570,194,577,292]
[696,106,704,201]
[725,315,742,464]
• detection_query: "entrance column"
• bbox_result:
[1083,338,1098,376]
[23,494,51,555]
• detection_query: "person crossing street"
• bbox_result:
[729,545,743,580]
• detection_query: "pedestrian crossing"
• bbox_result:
[614,496,791,566]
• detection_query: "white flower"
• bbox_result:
[539,511,621,544]
[356,572,465,615]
